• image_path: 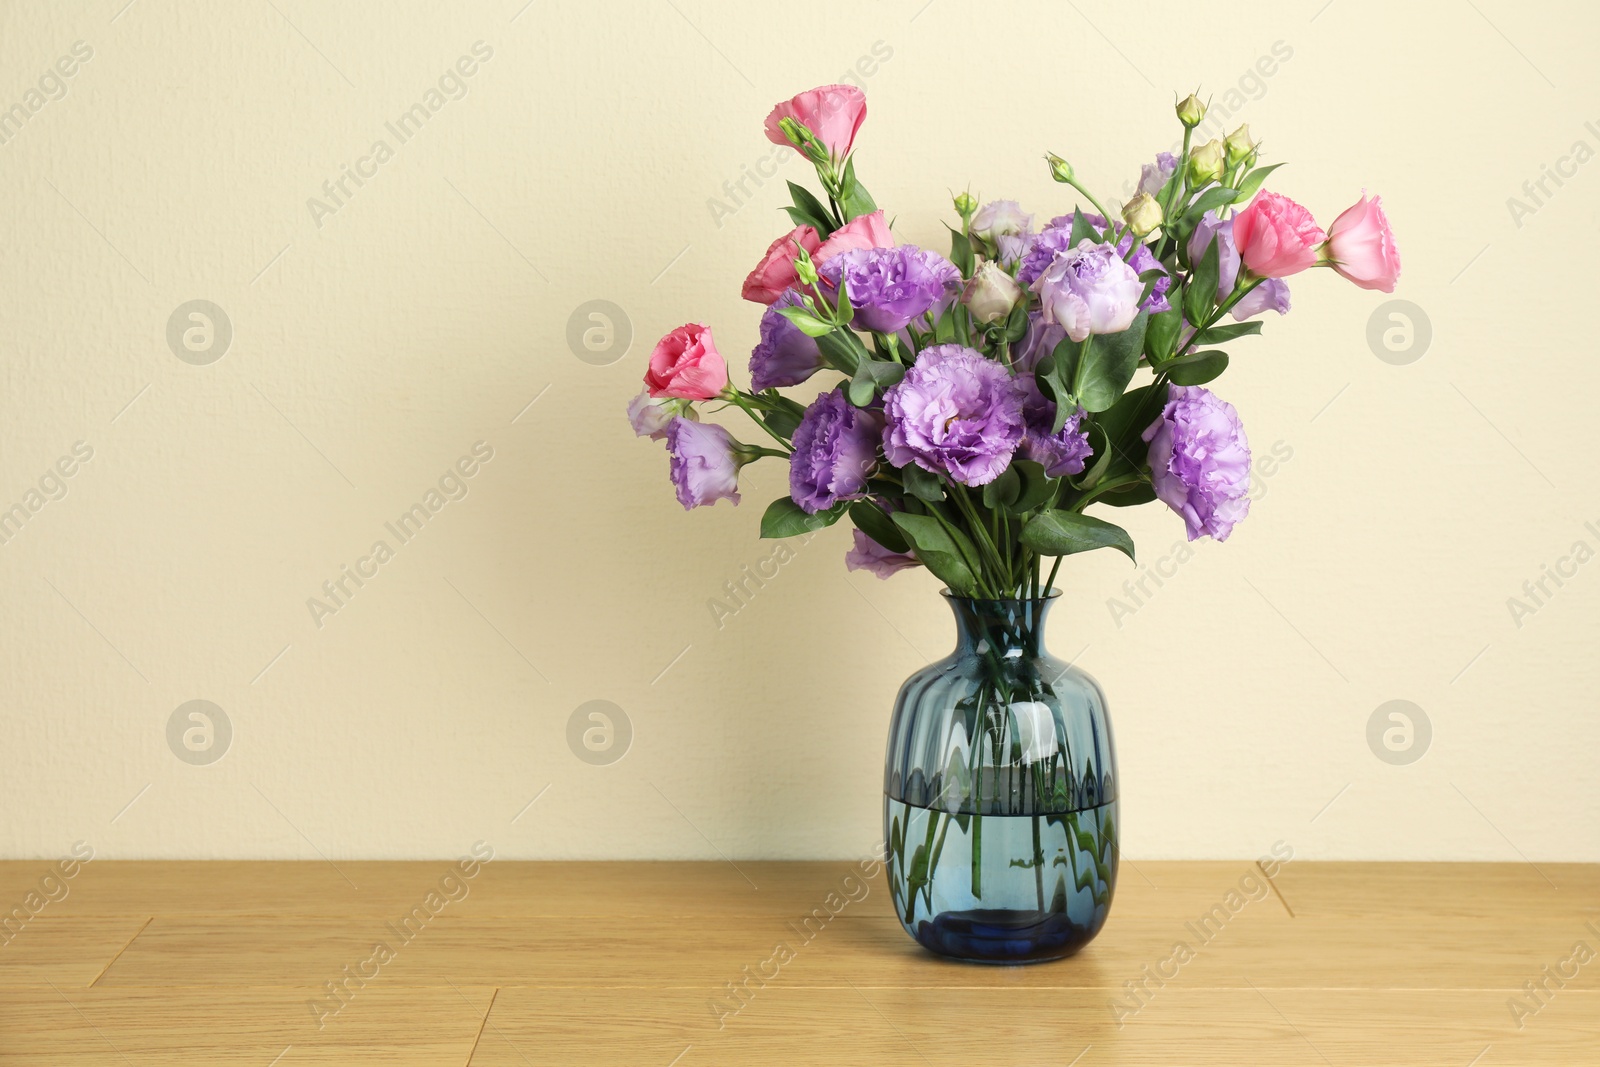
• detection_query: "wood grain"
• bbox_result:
[0,860,1594,1064]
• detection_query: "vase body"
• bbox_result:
[883,592,1118,963]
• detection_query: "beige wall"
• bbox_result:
[2,0,1596,863]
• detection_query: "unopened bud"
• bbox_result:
[961,261,1022,325]
[1176,93,1206,129]
[953,190,978,224]
[1121,192,1163,237]
[1224,124,1255,167]
[1188,139,1225,185]
[793,248,819,287]
[1045,152,1074,184]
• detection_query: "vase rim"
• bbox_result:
[939,588,1062,604]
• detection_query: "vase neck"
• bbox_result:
[945,594,1057,659]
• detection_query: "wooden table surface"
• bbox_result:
[0,859,1595,1064]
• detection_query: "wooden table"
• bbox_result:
[0,860,1594,1063]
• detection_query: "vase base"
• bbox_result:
[911,908,1097,964]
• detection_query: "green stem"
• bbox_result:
[722,390,793,451]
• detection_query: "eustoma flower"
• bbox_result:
[1017,374,1092,478]
[742,225,822,304]
[819,245,961,334]
[1019,217,1170,313]
[749,290,824,391]
[1142,385,1252,541]
[646,323,728,400]
[788,388,881,514]
[764,84,867,164]
[1031,239,1145,343]
[1188,212,1292,320]
[881,344,1027,486]
[970,200,1033,242]
[814,209,894,264]
[666,418,749,510]
[1231,191,1326,279]
[626,391,695,441]
[845,529,920,578]
[1137,152,1177,197]
[1325,193,1401,292]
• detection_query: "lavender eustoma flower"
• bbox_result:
[1137,152,1178,198]
[749,288,825,391]
[820,245,961,334]
[1019,214,1170,313]
[1017,374,1093,478]
[845,528,920,578]
[1188,211,1292,320]
[881,344,1027,486]
[666,417,745,510]
[1031,239,1146,343]
[788,387,881,514]
[1142,385,1252,541]
[627,390,691,441]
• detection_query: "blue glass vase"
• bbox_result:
[883,591,1118,963]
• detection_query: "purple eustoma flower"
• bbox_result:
[881,344,1027,487]
[749,288,825,391]
[1188,211,1292,320]
[666,417,746,510]
[789,387,881,514]
[1032,239,1146,343]
[845,529,920,579]
[1137,152,1178,198]
[1018,374,1093,478]
[820,245,961,334]
[1142,384,1252,541]
[1020,214,1171,314]
[627,390,692,441]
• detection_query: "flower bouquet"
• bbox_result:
[629,84,1398,962]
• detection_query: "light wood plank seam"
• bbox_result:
[87,916,152,988]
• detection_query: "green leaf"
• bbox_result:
[1067,209,1098,246]
[1020,509,1136,562]
[1073,311,1149,413]
[783,205,829,232]
[1144,307,1183,363]
[776,305,836,339]
[1098,482,1157,507]
[848,357,905,407]
[1233,162,1284,204]
[1165,350,1229,386]
[760,394,806,438]
[760,497,844,539]
[890,512,978,595]
[1070,423,1114,491]
[981,465,1020,509]
[1184,237,1221,325]
[1002,301,1029,343]
[946,225,974,277]
[787,182,835,236]
[848,501,909,554]
[1040,336,1083,429]
[899,463,945,503]
[1181,185,1241,227]
[1007,459,1057,515]
[1195,320,1262,345]
[837,158,877,220]
[814,329,863,375]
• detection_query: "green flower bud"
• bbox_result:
[953,190,978,225]
[1188,139,1225,184]
[1045,152,1074,184]
[1224,124,1255,167]
[1121,192,1163,237]
[1176,93,1206,129]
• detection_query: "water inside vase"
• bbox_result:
[884,796,1118,963]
